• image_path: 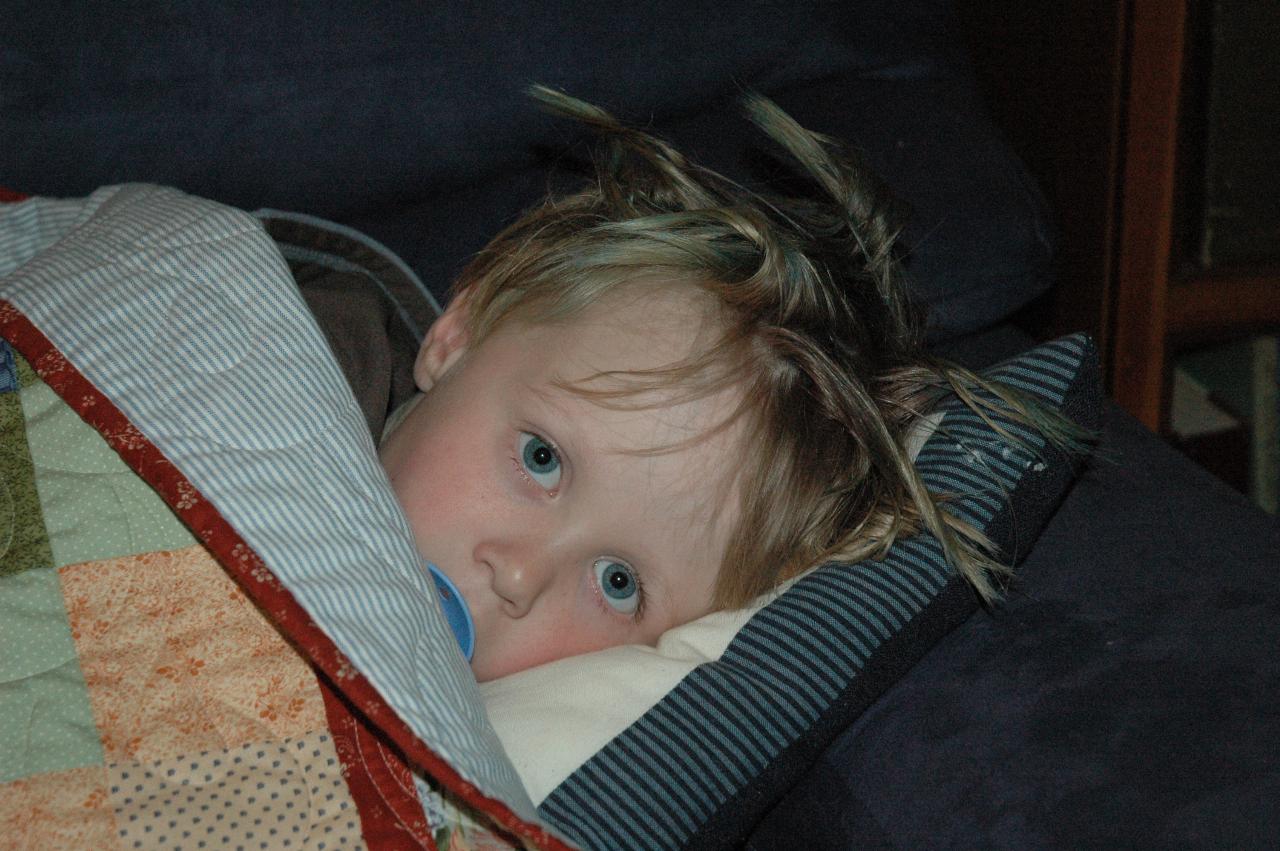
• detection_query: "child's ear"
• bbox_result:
[414,289,473,391]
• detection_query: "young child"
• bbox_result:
[378,86,1067,682]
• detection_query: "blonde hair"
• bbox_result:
[452,85,1081,608]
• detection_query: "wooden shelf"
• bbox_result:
[1170,271,1280,343]
[964,0,1280,434]
[1109,0,1189,432]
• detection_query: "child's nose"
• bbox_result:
[475,542,557,618]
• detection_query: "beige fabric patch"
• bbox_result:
[0,764,118,849]
[60,545,326,764]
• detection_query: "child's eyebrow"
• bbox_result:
[523,380,579,424]
[518,382,589,458]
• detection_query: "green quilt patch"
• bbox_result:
[0,344,54,578]
[0,566,103,782]
[21,375,196,569]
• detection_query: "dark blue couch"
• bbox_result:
[2,0,1052,342]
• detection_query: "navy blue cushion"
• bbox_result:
[1,0,1052,339]
[752,333,1280,848]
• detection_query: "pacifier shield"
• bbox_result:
[426,561,475,662]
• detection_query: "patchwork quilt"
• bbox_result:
[0,186,568,850]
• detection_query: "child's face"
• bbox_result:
[379,289,744,681]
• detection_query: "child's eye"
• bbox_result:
[518,431,562,490]
[593,558,641,616]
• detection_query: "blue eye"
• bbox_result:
[593,558,641,615]
[518,431,562,490]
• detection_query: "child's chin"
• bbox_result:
[468,650,503,682]
[471,649,547,682]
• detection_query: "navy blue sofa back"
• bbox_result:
[1,0,1053,338]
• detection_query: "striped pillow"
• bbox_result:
[537,333,1100,851]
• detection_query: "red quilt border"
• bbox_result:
[0,300,572,851]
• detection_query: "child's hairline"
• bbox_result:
[455,271,765,442]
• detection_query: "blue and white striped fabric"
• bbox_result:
[0,185,540,826]
[539,335,1097,851]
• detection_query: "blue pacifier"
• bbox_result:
[425,561,475,662]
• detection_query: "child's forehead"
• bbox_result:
[497,286,724,380]
[485,297,747,460]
